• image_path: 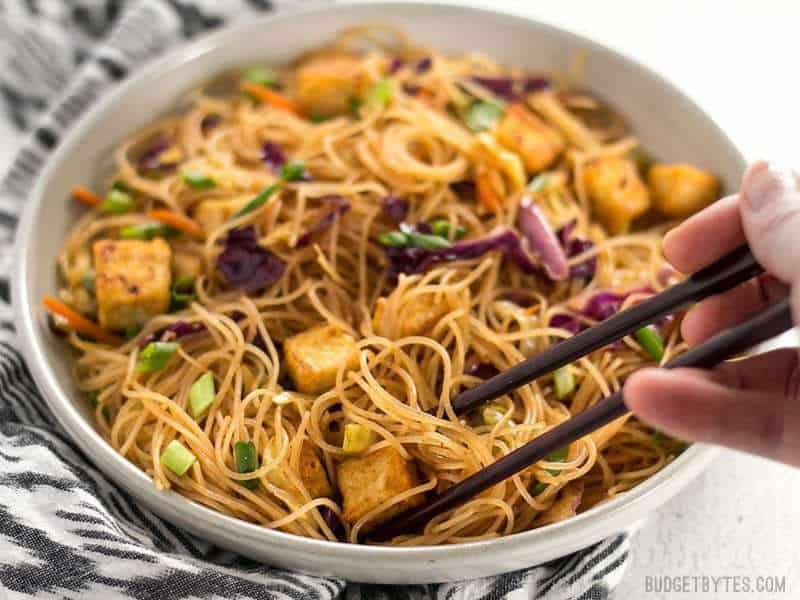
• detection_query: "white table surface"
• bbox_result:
[1,1,798,598]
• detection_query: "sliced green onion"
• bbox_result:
[101,188,134,214]
[342,423,373,454]
[430,219,466,240]
[119,222,178,240]
[553,366,575,399]
[234,440,260,489]
[125,323,142,340]
[482,403,507,426]
[635,326,665,362]
[182,171,216,190]
[189,371,216,418]
[532,446,570,493]
[278,159,307,182]
[348,96,362,117]
[81,271,96,295]
[111,180,129,192]
[406,231,451,249]
[136,341,179,373]
[232,182,281,219]
[161,440,196,476]
[365,78,393,110]
[309,114,328,123]
[170,276,196,310]
[242,66,277,88]
[527,174,550,193]
[464,101,503,132]
[532,481,548,495]
[378,231,409,247]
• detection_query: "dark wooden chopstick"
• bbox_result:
[372,296,793,542]
[452,244,763,415]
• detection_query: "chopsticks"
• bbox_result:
[452,244,763,415]
[371,245,791,542]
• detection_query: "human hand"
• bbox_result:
[624,161,800,467]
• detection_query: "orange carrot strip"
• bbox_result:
[42,295,123,346]
[71,186,102,207]
[475,169,503,212]
[146,209,204,238]
[240,81,304,117]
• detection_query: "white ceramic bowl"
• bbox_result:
[13,1,739,584]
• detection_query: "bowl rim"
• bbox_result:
[12,0,733,563]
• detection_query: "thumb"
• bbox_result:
[740,161,800,284]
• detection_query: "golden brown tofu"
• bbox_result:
[337,447,424,525]
[496,104,565,173]
[294,53,367,118]
[583,156,651,234]
[299,443,333,499]
[372,294,450,339]
[192,197,249,231]
[648,163,719,218]
[284,324,360,394]
[93,239,172,331]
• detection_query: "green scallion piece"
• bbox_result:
[234,440,260,489]
[189,371,216,418]
[125,323,142,340]
[430,219,466,240]
[161,439,196,476]
[527,174,550,193]
[406,231,451,249]
[182,171,216,190]
[464,101,503,132]
[365,78,393,110]
[348,96,361,117]
[232,182,281,219]
[242,66,277,88]
[532,481,548,495]
[119,223,178,240]
[136,341,179,374]
[278,159,307,182]
[532,446,570,494]
[101,188,134,214]
[170,276,196,310]
[635,326,665,362]
[377,231,409,247]
[553,366,575,400]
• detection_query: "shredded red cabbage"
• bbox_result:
[217,227,285,293]
[470,75,551,101]
[261,141,287,171]
[402,82,421,96]
[549,314,583,335]
[582,291,627,322]
[139,321,206,348]
[295,196,350,247]
[557,219,597,280]
[450,180,476,199]
[384,228,540,280]
[388,57,404,74]
[500,291,538,308]
[136,136,172,172]
[466,361,500,379]
[381,195,408,223]
[319,506,344,540]
[518,197,568,280]
[416,57,432,73]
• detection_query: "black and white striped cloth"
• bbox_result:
[0,2,632,598]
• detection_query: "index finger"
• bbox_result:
[662,194,745,274]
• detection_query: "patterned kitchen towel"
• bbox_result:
[0,2,631,598]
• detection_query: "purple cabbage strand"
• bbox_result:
[518,196,568,281]
[295,196,350,247]
[381,195,408,223]
[217,226,285,293]
[261,141,287,171]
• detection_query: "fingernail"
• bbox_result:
[743,161,795,212]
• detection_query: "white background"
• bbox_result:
[1,1,798,598]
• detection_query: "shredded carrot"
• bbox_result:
[475,169,503,212]
[240,81,304,117]
[42,295,122,346]
[71,186,102,208]
[146,209,204,238]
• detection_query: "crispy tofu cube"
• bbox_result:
[337,447,424,525]
[284,324,360,394]
[295,53,367,118]
[299,443,333,499]
[648,163,719,218]
[172,250,203,280]
[496,104,565,173]
[583,156,651,234]
[372,295,450,339]
[93,239,171,331]
[192,197,249,231]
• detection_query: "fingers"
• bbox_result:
[680,274,788,345]
[740,161,800,284]
[624,365,800,466]
[662,194,744,274]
